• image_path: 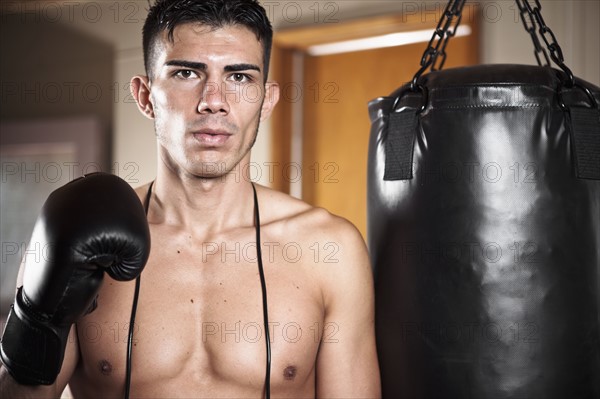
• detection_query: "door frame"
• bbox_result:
[269,7,481,194]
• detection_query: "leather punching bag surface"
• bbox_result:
[367,64,600,398]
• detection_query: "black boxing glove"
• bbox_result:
[0,173,150,385]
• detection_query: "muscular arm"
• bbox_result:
[315,217,381,398]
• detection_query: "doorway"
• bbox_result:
[270,9,481,239]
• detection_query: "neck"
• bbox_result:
[148,160,256,237]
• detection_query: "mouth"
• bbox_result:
[191,129,232,146]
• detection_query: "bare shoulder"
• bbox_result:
[255,185,374,318]
[254,184,370,290]
[255,184,364,247]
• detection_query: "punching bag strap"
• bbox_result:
[559,82,600,180]
[568,106,600,180]
[384,0,465,181]
[384,110,418,180]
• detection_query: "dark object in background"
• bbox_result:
[367,1,600,397]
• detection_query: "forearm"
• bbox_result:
[0,364,60,399]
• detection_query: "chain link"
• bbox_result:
[514,0,550,67]
[410,0,466,89]
[518,0,575,86]
[407,0,577,96]
[432,3,465,72]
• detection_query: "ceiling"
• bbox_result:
[3,0,418,53]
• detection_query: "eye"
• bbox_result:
[229,73,252,83]
[174,70,199,79]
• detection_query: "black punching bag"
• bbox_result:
[367,3,600,398]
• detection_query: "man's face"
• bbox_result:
[138,23,278,179]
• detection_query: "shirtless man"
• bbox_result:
[0,0,380,397]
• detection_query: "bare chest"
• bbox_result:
[70,231,324,397]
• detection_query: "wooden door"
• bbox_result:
[271,12,481,239]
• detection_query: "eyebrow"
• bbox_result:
[224,63,261,73]
[165,60,260,73]
[165,60,207,70]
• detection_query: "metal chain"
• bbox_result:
[410,0,467,89]
[404,0,580,112]
[409,0,575,88]
[431,0,466,71]
[517,0,575,86]
[514,0,550,67]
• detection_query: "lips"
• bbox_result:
[192,129,232,146]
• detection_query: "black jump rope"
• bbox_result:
[124,181,271,398]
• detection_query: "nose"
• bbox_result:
[198,81,230,114]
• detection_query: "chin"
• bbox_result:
[182,161,234,181]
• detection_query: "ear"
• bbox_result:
[260,82,280,122]
[131,75,154,119]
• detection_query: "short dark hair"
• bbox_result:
[142,0,273,81]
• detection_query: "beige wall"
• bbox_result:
[481,0,600,79]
